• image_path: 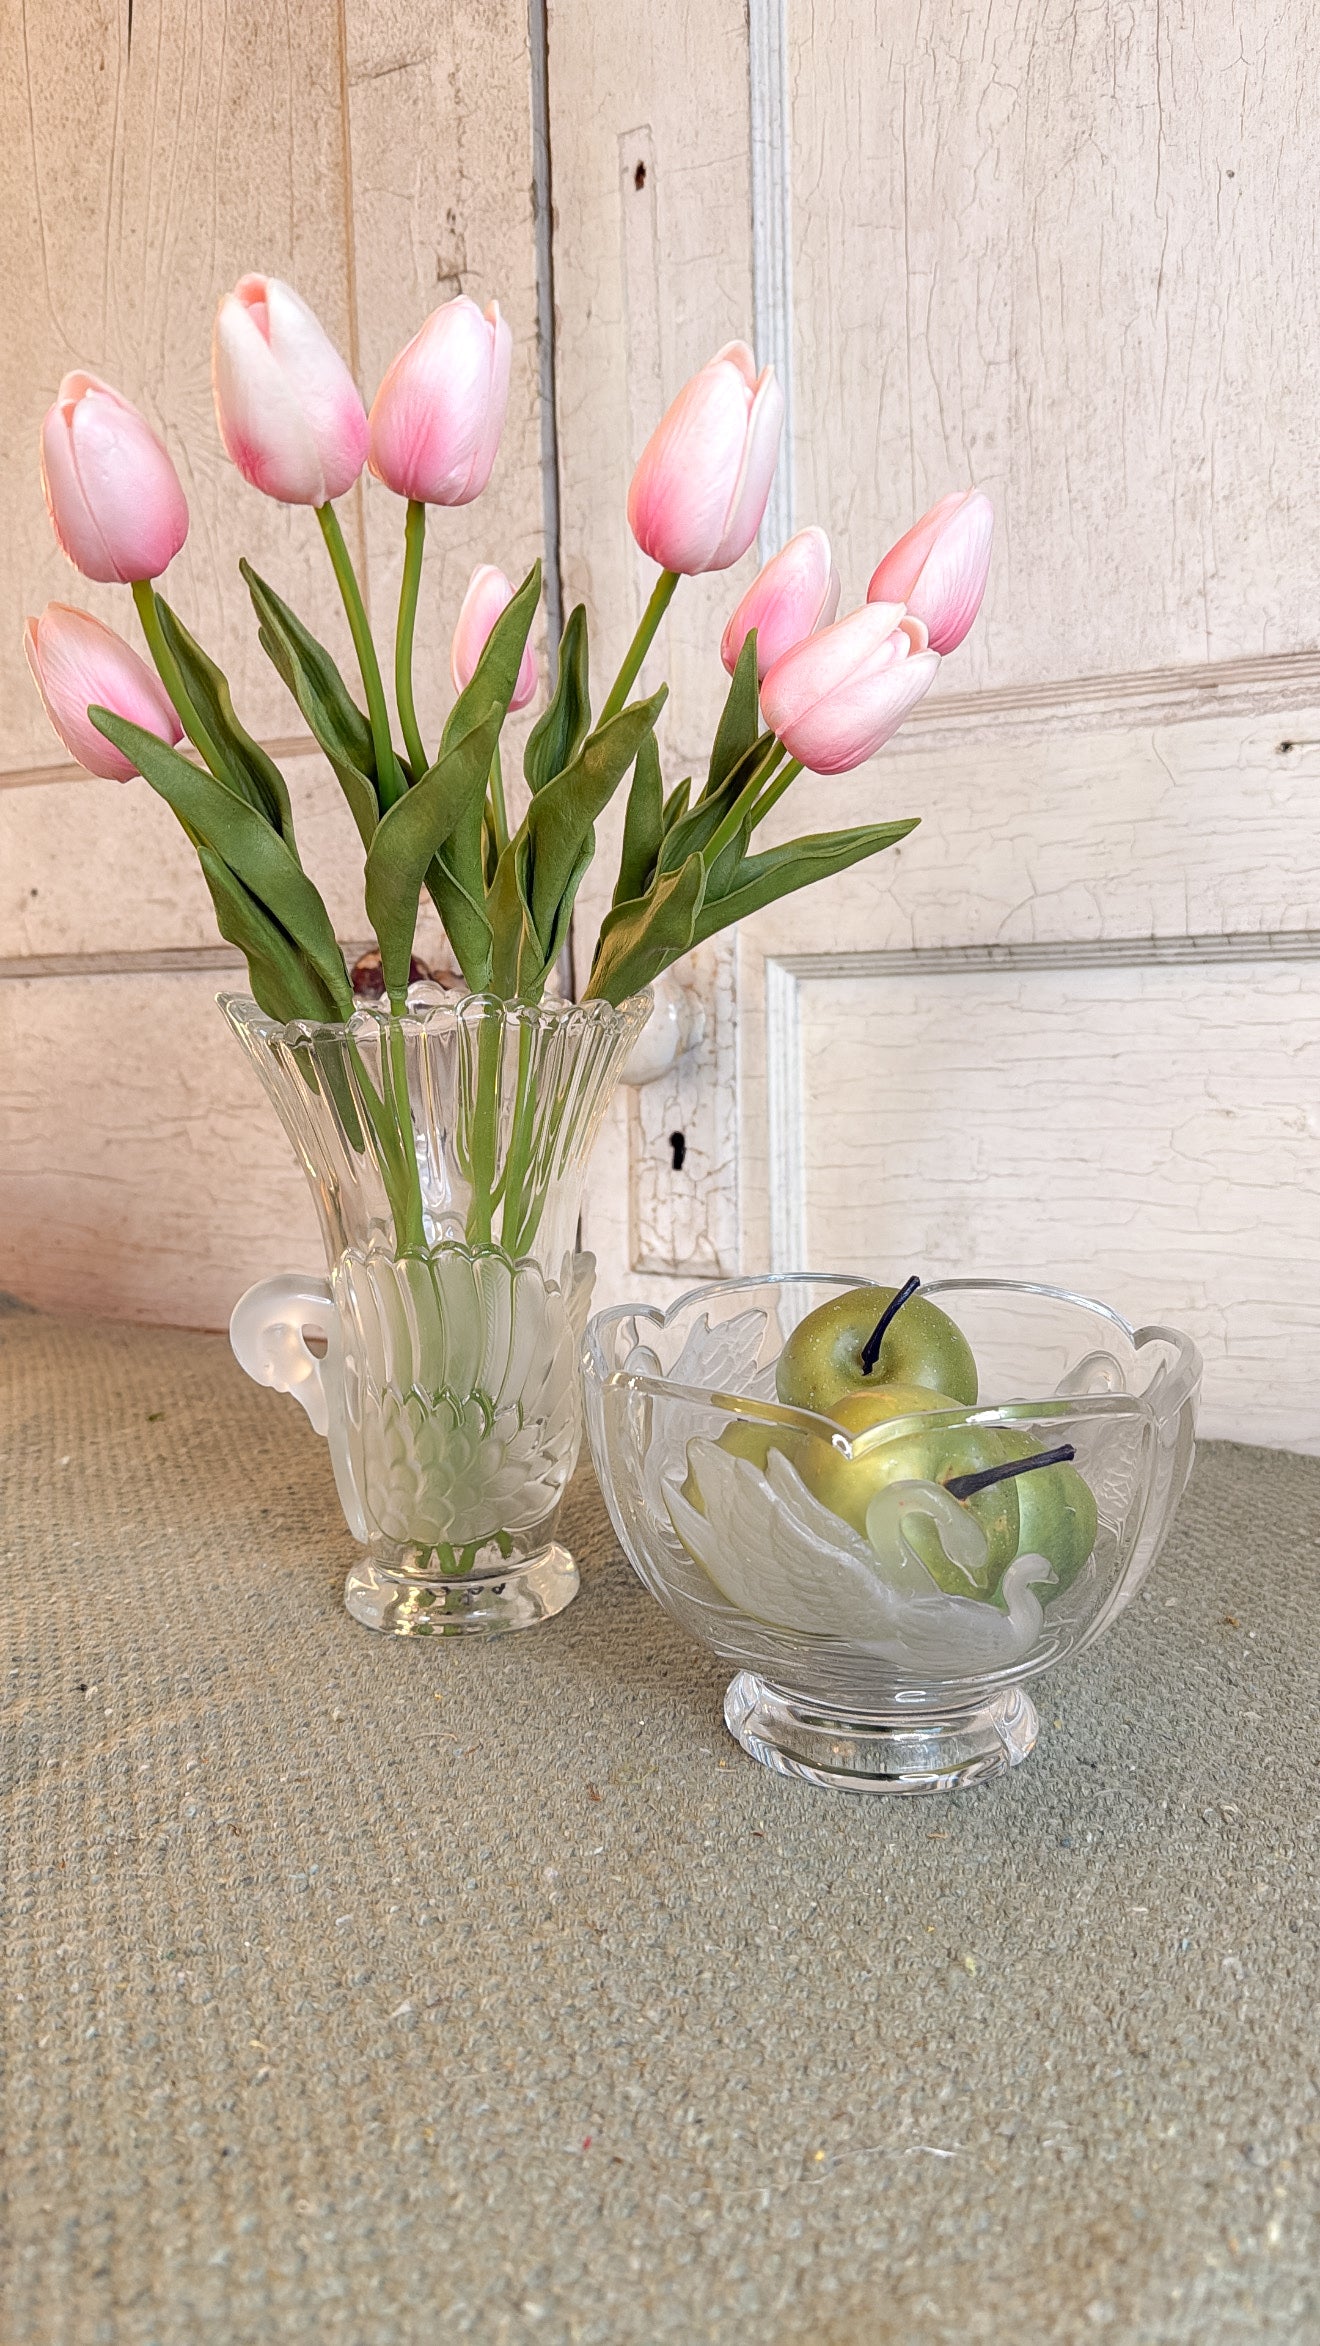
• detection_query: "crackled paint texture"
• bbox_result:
[4,1,1320,1454]
[565,0,1320,1460]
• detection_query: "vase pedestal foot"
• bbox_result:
[344,1543,580,1637]
[723,1673,1038,1795]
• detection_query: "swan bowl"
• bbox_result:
[582,1276,1200,1796]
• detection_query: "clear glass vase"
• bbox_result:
[224,986,650,1636]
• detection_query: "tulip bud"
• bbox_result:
[720,526,840,680]
[24,604,183,781]
[40,374,189,585]
[627,341,784,575]
[451,566,536,710]
[212,275,368,506]
[368,298,513,506]
[867,489,993,655]
[759,602,939,774]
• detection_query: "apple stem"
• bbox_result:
[860,1274,922,1374]
[944,1443,1076,1503]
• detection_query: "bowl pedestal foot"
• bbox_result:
[723,1675,1039,1795]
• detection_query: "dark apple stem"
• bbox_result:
[860,1274,922,1375]
[944,1443,1076,1503]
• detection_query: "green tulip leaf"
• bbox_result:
[198,847,367,1148]
[431,562,542,927]
[426,770,492,989]
[153,594,298,853]
[90,709,353,1018]
[486,832,536,998]
[441,562,541,756]
[702,628,760,800]
[530,829,594,993]
[194,844,340,1025]
[521,689,667,957]
[692,817,920,945]
[365,699,505,999]
[656,733,774,879]
[241,558,379,848]
[524,602,591,793]
[661,775,691,835]
[584,851,707,1006]
[424,850,494,994]
[611,729,664,908]
[488,820,584,999]
[705,822,752,899]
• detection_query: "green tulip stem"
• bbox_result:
[488,742,510,859]
[743,754,802,832]
[465,1012,502,1247]
[496,1020,539,1256]
[701,744,797,870]
[944,1444,1077,1505]
[315,508,427,1242]
[599,568,680,727]
[395,498,430,781]
[859,1274,922,1374]
[382,1025,427,1250]
[316,501,405,812]
[130,580,229,783]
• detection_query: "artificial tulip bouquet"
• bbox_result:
[27,278,991,1264]
[25,278,995,1624]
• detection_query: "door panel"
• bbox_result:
[760,948,1320,1451]
[568,2,1320,1448]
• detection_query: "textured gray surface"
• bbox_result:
[1,1303,1317,2346]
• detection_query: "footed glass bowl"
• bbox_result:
[582,1276,1201,1795]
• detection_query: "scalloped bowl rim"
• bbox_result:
[583,1271,1203,1453]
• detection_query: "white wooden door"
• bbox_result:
[3,3,1318,1455]
[562,0,1320,1452]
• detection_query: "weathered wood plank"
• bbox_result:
[789,2,1320,697]
[343,0,545,800]
[0,0,363,764]
[0,970,321,1326]
[547,0,758,1293]
[547,0,757,775]
[0,755,448,964]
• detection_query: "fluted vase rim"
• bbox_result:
[219,985,654,1050]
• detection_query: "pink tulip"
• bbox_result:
[40,374,188,585]
[212,275,368,506]
[867,489,994,654]
[451,566,537,710]
[720,526,840,680]
[760,601,939,774]
[24,604,182,781]
[627,341,784,575]
[368,298,512,506]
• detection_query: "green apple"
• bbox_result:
[680,1413,807,1514]
[795,1385,1019,1596]
[775,1278,978,1414]
[1008,1445,1098,1598]
[680,1388,1015,1597]
[681,1387,1095,1613]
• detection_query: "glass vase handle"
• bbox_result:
[229,1272,368,1541]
